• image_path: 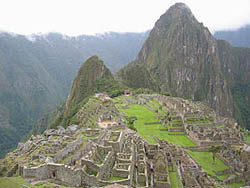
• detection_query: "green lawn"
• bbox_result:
[138,181,146,186]
[186,150,229,180]
[148,100,166,115]
[169,163,183,188]
[0,177,26,188]
[0,177,71,188]
[227,180,246,188]
[118,104,195,146]
[216,124,224,128]
[107,176,127,181]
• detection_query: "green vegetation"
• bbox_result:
[242,132,250,144]
[126,116,138,131]
[209,146,221,164]
[187,150,229,180]
[132,88,156,95]
[147,100,166,115]
[117,101,195,146]
[117,3,250,132]
[107,176,127,181]
[109,134,119,142]
[0,177,26,188]
[0,177,71,188]
[138,181,146,186]
[216,186,223,188]
[169,163,183,188]
[216,124,224,128]
[0,31,148,157]
[49,56,124,128]
[227,180,246,187]
[86,170,98,176]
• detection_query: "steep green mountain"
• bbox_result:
[50,56,124,128]
[0,31,147,157]
[214,24,250,48]
[0,34,64,157]
[117,3,250,129]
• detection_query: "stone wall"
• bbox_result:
[215,168,231,175]
[168,128,185,132]
[138,173,146,182]
[55,165,82,187]
[199,141,223,146]
[144,122,161,125]
[81,158,100,173]
[6,164,18,177]
[54,137,82,162]
[154,181,171,188]
[104,131,125,152]
[187,131,223,146]
[36,165,51,179]
[113,165,130,178]
[23,166,39,178]
[97,151,116,180]
[65,143,92,166]
[215,153,231,167]
[23,163,113,187]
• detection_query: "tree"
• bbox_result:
[126,116,137,131]
[209,146,221,164]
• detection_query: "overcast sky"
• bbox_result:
[1,0,250,36]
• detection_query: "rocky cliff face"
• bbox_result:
[117,3,250,128]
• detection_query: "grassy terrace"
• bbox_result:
[107,176,127,181]
[186,150,229,180]
[227,180,246,187]
[147,100,166,115]
[216,124,225,128]
[116,99,195,146]
[0,177,71,188]
[169,163,184,188]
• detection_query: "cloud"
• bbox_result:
[0,0,249,35]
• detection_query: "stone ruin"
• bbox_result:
[1,94,249,187]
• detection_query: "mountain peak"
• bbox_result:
[61,55,123,126]
[65,55,110,111]
[117,2,235,120]
[171,2,191,10]
[156,2,195,28]
[168,2,192,13]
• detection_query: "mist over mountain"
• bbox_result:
[214,24,250,48]
[0,31,148,157]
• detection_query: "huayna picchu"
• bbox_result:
[117,3,250,130]
[0,2,250,188]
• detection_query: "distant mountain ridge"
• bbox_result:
[0,31,148,157]
[214,24,250,48]
[117,3,250,130]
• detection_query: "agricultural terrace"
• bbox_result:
[114,96,195,146]
[0,177,71,188]
[187,150,229,181]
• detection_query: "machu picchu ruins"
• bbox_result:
[1,93,249,187]
[1,2,250,188]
